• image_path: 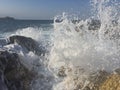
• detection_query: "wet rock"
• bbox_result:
[87,19,101,30]
[55,66,120,90]
[9,35,46,56]
[99,74,120,90]
[0,50,35,90]
[82,70,120,90]
[70,70,110,90]
[114,68,120,74]
[57,66,67,77]
[0,71,8,90]
[85,70,109,90]
[0,38,8,47]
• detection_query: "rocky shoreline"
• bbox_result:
[0,50,35,90]
[0,35,120,90]
[57,66,120,90]
[0,35,45,90]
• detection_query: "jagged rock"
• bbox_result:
[0,50,35,90]
[9,35,46,56]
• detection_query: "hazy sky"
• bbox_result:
[0,0,120,20]
[0,0,92,19]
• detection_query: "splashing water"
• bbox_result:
[47,0,120,90]
[5,0,119,90]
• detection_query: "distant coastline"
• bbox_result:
[0,16,54,21]
[0,16,15,20]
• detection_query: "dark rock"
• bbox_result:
[57,66,67,77]
[9,35,46,56]
[0,71,8,90]
[87,19,101,30]
[0,38,8,47]
[0,17,15,21]
[0,50,35,90]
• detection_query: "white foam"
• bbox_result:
[48,0,120,90]
[1,0,120,89]
[11,27,42,41]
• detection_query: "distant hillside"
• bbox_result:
[0,17,15,20]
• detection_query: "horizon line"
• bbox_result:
[0,16,54,20]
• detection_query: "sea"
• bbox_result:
[0,0,120,90]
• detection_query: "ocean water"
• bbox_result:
[0,20,53,38]
[0,0,120,90]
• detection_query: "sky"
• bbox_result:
[0,0,91,19]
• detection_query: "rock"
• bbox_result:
[71,70,109,90]
[82,70,120,90]
[0,50,35,90]
[0,71,8,90]
[99,74,120,90]
[0,38,8,47]
[85,70,109,90]
[114,68,120,74]
[57,66,67,77]
[56,66,120,90]
[9,35,46,56]
[87,19,101,30]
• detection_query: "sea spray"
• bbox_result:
[1,0,119,89]
[0,25,54,89]
[48,0,120,90]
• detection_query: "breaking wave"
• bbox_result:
[48,0,120,90]
[0,0,120,90]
